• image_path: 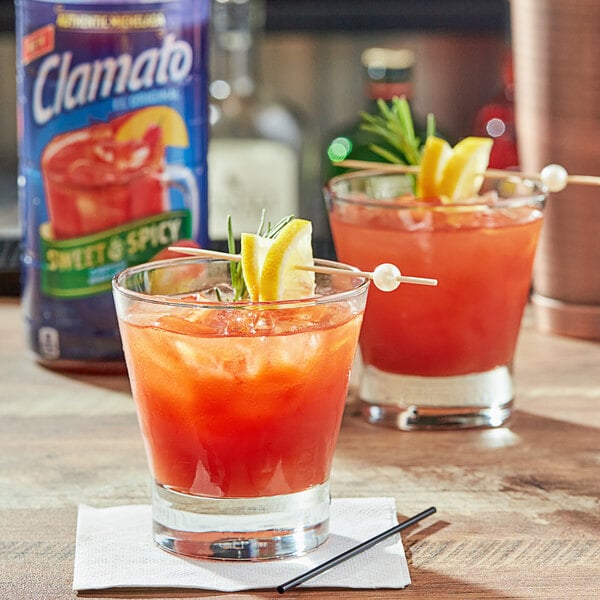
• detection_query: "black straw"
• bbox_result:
[277,506,437,594]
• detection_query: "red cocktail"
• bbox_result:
[42,118,165,240]
[326,172,545,429]
[113,257,367,559]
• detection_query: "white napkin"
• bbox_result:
[73,497,411,592]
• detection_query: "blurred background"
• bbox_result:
[262,1,509,146]
[0,0,510,236]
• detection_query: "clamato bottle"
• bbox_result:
[15,0,209,372]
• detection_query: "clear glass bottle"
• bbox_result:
[324,47,431,182]
[208,0,324,253]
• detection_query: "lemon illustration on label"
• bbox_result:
[115,105,190,147]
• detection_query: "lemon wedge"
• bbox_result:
[260,218,315,301]
[437,136,493,202]
[240,232,273,301]
[240,218,315,302]
[115,105,190,147]
[418,136,453,198]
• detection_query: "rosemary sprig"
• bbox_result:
[227,215,247,301]
[426,112,437,139]
[226,211,295,301]
[360,96,436,166]
[259,212,295,239]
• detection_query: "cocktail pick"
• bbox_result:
[167,246,438,291]
[336,159,600,193]
[276,506,437,594]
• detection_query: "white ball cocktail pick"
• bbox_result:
[536,163,600,191]
[374,263,406,291]
[540,164,569,192]
[167,247,438,292]
[297,261,437,291]
[337,159,600,193]
[491,162,599,193]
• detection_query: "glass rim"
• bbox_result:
[324,169,547,210]
[112,256,370,309]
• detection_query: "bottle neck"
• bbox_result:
[360,48,415,104]
[210,0,264,98]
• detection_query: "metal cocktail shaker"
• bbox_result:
[512,0,600,340]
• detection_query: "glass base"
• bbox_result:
[359,364,514,430]
[152,481,330,560]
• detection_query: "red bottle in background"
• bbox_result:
[473,51,519,170]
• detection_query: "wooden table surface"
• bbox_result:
[1,297,599,599]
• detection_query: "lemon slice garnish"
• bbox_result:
[240,218,315,302]
[240,232,273,301]
[115,105,190,147]
[418,136,453,198]
[437,136,493,202]
[260,218,315,301]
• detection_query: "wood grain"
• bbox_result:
[1,298,599,599]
